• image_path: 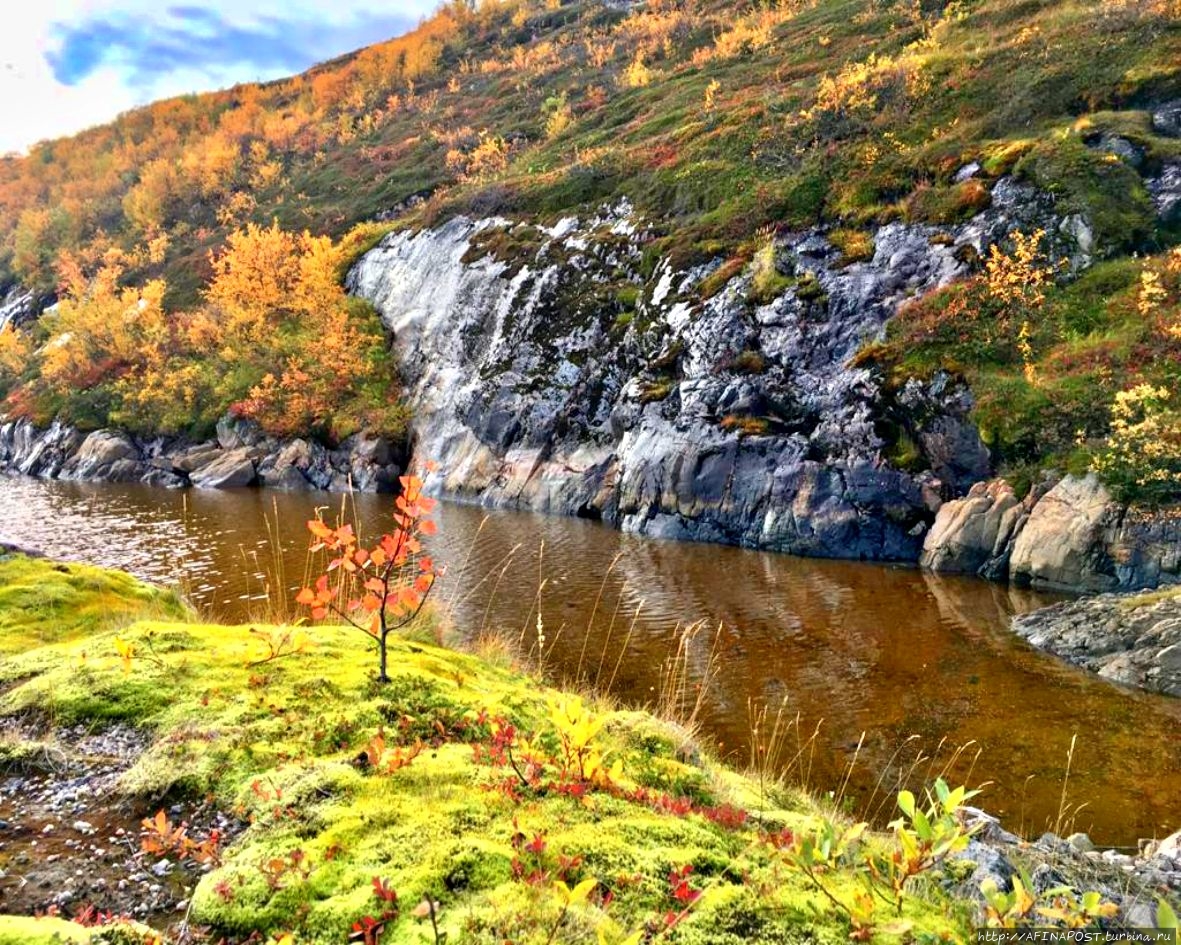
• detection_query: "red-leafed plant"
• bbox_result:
[296,472,443,683]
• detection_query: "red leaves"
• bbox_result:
[295,466,445,655]
[140,809,221,866]
[371,876,398,904]
[296,574,335,620]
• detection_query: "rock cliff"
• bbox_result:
[348,179,1077,560]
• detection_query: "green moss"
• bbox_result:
[1013,134,1155,253]
[0,554,189,656]
[0,917,159,944]
[0,561,975,944]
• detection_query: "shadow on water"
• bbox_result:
[1,475,1177,846]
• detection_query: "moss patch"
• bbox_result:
[0,561,975,943]
[0,554,189,657]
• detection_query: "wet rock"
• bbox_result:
[188,448,257,489]
[1152,100,1181,138]
[257,438,321,490]
[1011,588,1181,696]
[169,443,222,474]
[215,415,267,451]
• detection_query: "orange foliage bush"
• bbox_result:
[297,471,444,682]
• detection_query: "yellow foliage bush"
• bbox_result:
[984,228,1056,313]
[1091,385,1181,505]
[445,132,510,181]
[1136,247,1181,338]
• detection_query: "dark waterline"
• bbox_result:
[0,474,1177,847]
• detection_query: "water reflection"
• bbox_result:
[0,475,1177,845]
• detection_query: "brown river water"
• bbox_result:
[0,475,1177,847]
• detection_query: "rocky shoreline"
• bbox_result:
[952,809,1180,928]
[922,474,1181,593]
[0,721,241,927]
[1010,587,1181,697]
[0,415,405,493]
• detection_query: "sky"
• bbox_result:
[0,2,436,155]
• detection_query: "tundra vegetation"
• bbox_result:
[0,0,1178,502]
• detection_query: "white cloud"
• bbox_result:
[0,1,434,154]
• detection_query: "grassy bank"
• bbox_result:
[0,554,1166,944]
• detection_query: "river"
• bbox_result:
[0,474,1177,847]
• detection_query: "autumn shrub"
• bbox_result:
[3,223,405,441]
[297,471,443,682]
[0,324,30,397]
[828,228,875,265]
[1090,385,1181,506]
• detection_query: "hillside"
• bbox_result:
[3,0,1178,302]
[0,0,1180,568]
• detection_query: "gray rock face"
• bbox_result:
[1152,100,1181,138]
[1148,162,1181,225]
[1011,589,1181,697]
[0,287,37,332]
[0,417,402,493]
[348,181,1082,561]
[1093,134,1146,171]
[187,448,257,489]
[0,420,83,479]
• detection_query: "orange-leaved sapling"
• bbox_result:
[296,471,443,682]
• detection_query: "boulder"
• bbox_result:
[169,443,222,474]
[1008,475,1122,591]
[1152,100,1181,138]
[920,479,1025,578]
[188,448,257,488]
[215,415,267,451]
[1148,162,1181,225]
[60,431,143,482]
[1093,134,1145,171]
[257,439,324,490]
